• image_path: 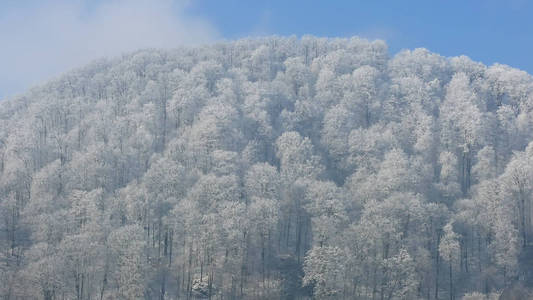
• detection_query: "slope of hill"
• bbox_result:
[2,36,533,299]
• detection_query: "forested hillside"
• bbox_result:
[2,36,533,299]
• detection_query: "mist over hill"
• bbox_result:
[2,36,533,299]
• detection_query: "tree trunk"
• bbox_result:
[435,235,440,300]
[449,259,453,300]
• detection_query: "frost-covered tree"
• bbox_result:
[440,222,460,300]
[302,245,346,299]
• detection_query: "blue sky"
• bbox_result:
[1,0,533,99]
[187,0,533,69]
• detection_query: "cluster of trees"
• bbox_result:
[1,36,533,299]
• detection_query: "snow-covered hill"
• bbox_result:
[1,36,533,299]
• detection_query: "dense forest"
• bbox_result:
[1,36,533,300]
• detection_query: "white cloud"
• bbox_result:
[0,0,218,98]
